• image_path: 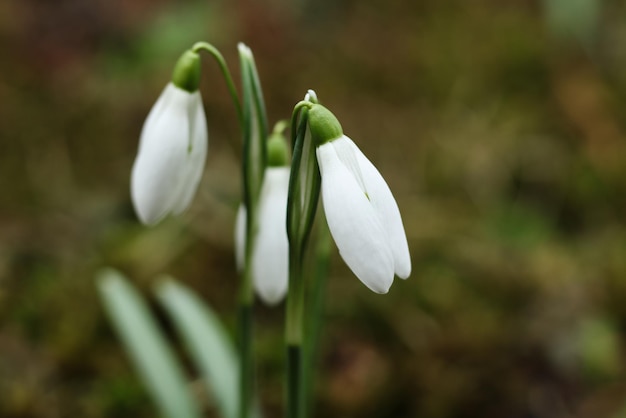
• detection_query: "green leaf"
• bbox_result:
[286,106,320,250]
[239,43,269,211]
[97,268,201,418]
[156,278,239,418]
[240,44,268,142]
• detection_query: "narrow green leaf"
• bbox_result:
[96,268,201,418]
[239,43,267,211]
[286,107,309,246]
[156,278,239,418]
[246,52,269,147]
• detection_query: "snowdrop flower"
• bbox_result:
[131,50,208,225]
[235,133,290,305]
[309,104,411,294]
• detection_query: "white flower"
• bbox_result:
[131,83,208,225]
[316,135,411,293]
[235,167,290,305]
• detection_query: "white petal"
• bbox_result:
[252,167,290,304]
[316,143,394,293]
[342,137,411,279]
[131,84,192,225]
[331,135,367,193]
[172,92,208,214]
[234,205,246,272]
[136,84,176,153]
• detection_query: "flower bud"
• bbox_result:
[131,83,207,225]
[171,50,201,93]
[267,132,290,167]
[308,104,343,146]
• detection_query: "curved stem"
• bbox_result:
[192,42,243,124]
[192,41,251,418]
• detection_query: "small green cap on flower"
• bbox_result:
[267,132,289,167]
[171,50,201,92]
[308,104,343,146]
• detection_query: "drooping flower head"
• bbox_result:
[235,128,291,305]
[131,50,208,225]
[308,104,411,293]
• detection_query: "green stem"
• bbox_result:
[286,248,306,418]
[285,96,322,418]
[236,43,271,418]
[287,344,303,418]
[237,206,257,418]
[286,250,305,345]
[237,301,253,418]
[192,42,243,124]
[302,221,331,413]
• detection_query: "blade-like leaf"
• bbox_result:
[247,51,269,147]
[239,43,268,211]
[97,268,201,418]
[156,278,239,418]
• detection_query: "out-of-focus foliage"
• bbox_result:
[156,278,241,418]
[1,0,626,417]
[98,269,203,418]
[544,0,600,45]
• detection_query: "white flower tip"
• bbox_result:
[367,280,392,295]
[395,257,411,280]
[132,192,170,225]
[257,288,286,306]
[136,210,162,226]
[305,89,318,101]
[237,42,252,57]
[396,270,410,281]
[131,171,167,226]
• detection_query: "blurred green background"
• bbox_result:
[2,0,626,417]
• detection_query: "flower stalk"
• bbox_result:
[238,43,269,418]
[302,218,331,414]
[191,42,243,124]
[285,92,322,418]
